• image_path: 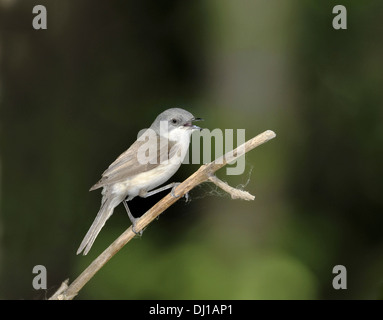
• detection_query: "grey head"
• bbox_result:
[150,108,202,136]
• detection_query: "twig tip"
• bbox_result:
[265,130,276,139]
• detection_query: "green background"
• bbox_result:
[1,0,382,299]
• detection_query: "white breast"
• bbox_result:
[111,127,192,200]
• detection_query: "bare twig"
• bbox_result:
[208,175,255,200]
[49,130,276,300]
[48,279,69,300]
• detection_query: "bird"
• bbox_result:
[77,108,202,255]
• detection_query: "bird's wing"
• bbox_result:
[90,134,179,191]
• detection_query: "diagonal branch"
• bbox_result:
[49,129,276,300]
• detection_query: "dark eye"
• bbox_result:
[170,118,178,125]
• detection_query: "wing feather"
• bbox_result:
[90,134,179,191]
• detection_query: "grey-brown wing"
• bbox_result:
[90,136,179,190]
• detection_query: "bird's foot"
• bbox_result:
[171,183,189,202]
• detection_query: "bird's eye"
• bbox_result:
[170,118,178,125]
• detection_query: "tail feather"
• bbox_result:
[77,197,117,255]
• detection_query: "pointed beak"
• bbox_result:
[184,117,204,130]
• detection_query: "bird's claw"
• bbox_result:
[171,183,189,202]
[131,219,143,236]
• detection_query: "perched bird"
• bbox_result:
[77,108,202,255]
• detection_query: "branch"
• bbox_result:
[208,175,255,200]
[49,129,276,300]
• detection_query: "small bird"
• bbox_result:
[77,108,202,255]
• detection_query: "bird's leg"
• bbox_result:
[141,182,189,202]
[141,182,179,198]
[123,201,142,236]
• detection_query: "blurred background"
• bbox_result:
[1,0,382,299]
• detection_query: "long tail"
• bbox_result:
[76,196,118,255]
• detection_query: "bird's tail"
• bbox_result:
[76,197,117,255]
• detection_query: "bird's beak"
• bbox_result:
[184,117,204,130]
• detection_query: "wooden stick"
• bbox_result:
[49,130,276,300]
